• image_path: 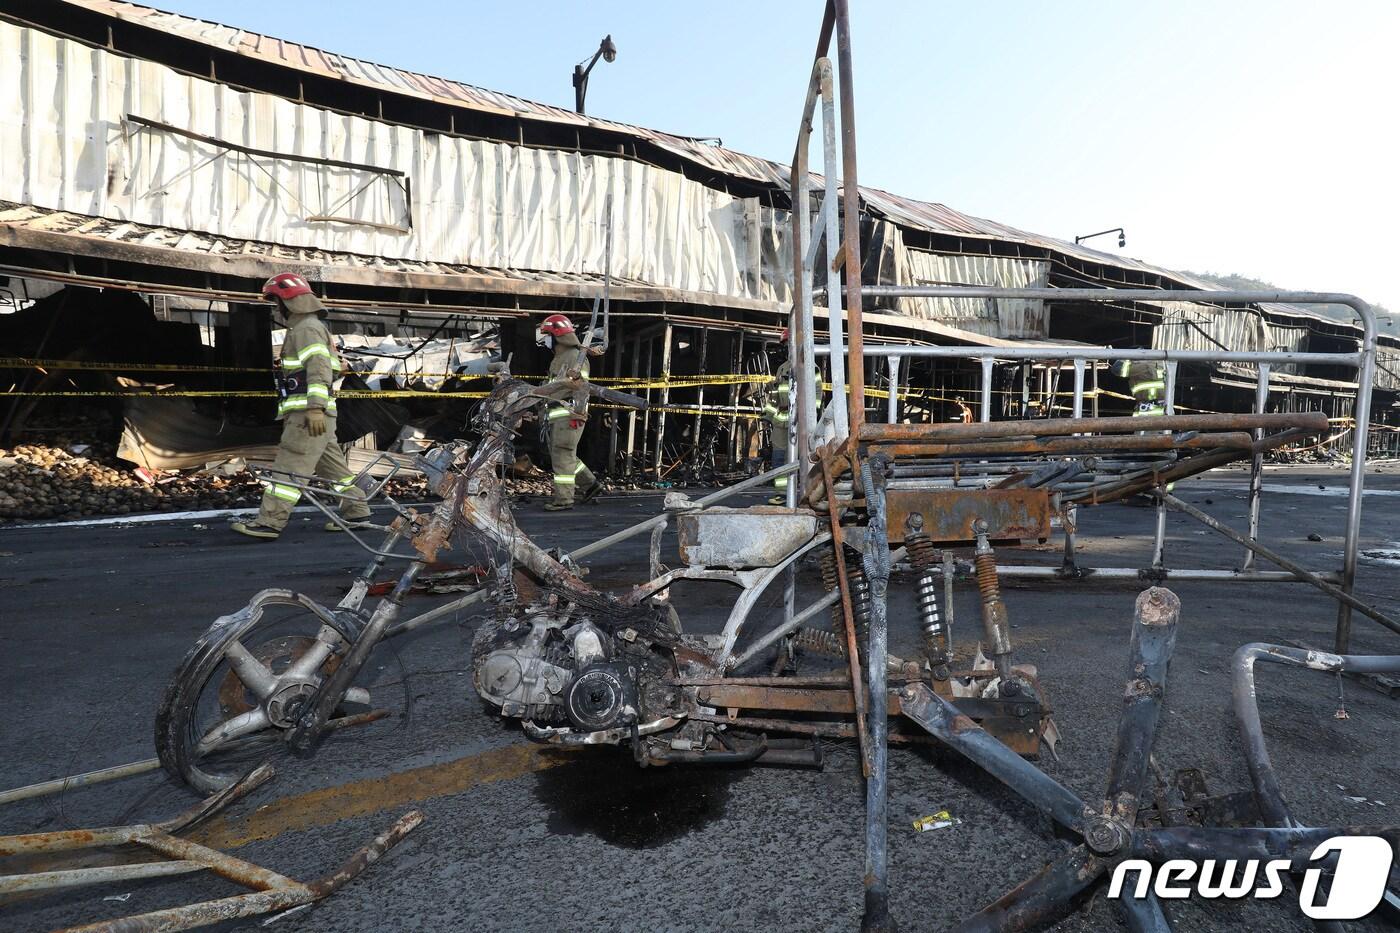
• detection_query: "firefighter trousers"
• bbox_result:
[253,412,371,530]
[548,419,596,505]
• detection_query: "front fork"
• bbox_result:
[287,527,418,753]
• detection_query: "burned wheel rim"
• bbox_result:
[155,590,358,794]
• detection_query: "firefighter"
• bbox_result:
[231,273,371,540]
[761,330,803,505]
[1114,359,1167,418]
[1115,358,1172,495]
[538,314,600,511]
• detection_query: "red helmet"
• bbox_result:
[262,273,314,302]
[780,327,790,341]
[539,314,575,337]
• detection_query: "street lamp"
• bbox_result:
[1074,227,1127,248]
[573,35,618,115]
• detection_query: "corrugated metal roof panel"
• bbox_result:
[34,1,1387,339]
[33,4,1230,277]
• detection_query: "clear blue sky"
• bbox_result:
[152,1,1400,311]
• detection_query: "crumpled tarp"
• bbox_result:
[118,397,418,475]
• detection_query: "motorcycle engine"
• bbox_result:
[471,607,641,732]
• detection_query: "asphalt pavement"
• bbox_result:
[3,464,1400,931]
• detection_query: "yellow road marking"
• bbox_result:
[190,743,575,850]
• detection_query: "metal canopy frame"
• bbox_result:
[786,1,1390,928]
[802,289,1380,654]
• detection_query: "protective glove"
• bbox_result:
[305,408,327,437]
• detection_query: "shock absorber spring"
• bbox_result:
[844,553,873,647]
[973,522,1014,683]
[793,626,847,658]
[974,549,1001,605]
[905,513,948,672]
[819,545,871,657]
[819,548,842,631]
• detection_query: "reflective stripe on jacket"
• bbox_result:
[546,345,591,422]
[1113,360,1167,402]
[277,314,340,419]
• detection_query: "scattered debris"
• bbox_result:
[0,442,263,522]
[0,764,421,932]
[365,564,489,597]
[135,466,178,485]
[912,809,960,833]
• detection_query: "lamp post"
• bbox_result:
[573,35,618,115]
[1074,227,1127,248]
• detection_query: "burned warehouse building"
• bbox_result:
[3,0,1397,497]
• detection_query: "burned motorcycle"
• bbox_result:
[156,364,1066,792]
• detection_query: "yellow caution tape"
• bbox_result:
[0,389,491,399]
[1,357,270,374]
[2,357,780,389]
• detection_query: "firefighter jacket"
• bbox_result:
[761,359,796,437]
[762,360,826,453]
[1113,360,1167,416]
[545,338,591,428]
[275,312,340,419]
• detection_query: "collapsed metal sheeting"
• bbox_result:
[316,333,497,392]
[118,397,420,475]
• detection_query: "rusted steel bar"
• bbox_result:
[1161,493,1400,636]
[1103,589,1179,827]
[0,762,420,933]
[159,762,277,834]
[1063,427,1315,504]
[860,410,1327,443]
[871,431,1251,460]
[0,826,140,857]
[956,845,1104,933]
[899,683,1089,834]
[137,832,300,892]
[0,860,206,895]
[308,809,424,897]
[56,812,422,933]
[820,455,871,774]
[687,712,930,745]
[0,765,274,857]
[696,683,901,715]
[60,886,318,932]
[673,672,852,687]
